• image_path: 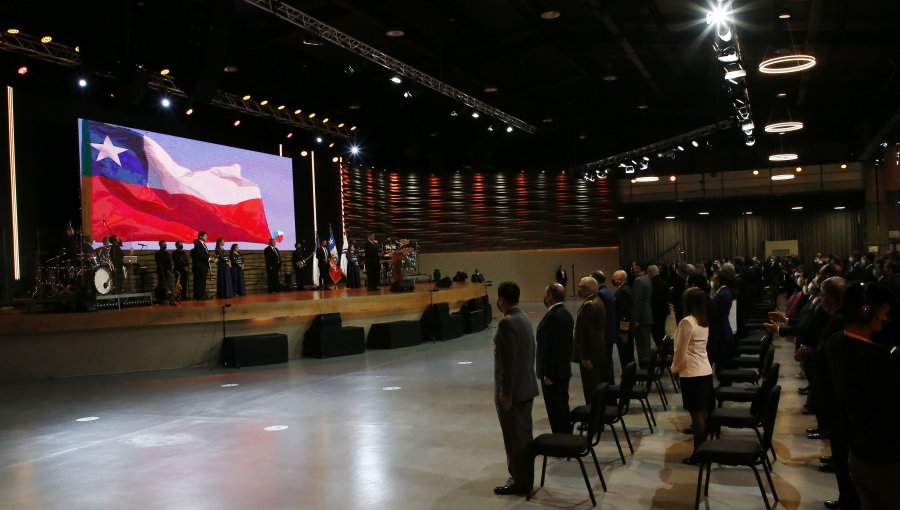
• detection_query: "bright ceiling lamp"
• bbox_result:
[724,63,746,81]
[759,54,816,74]
[769,153,798,161]
[715,42,739,63]
[634,176,659,183]
[765,121,804,133]
[771,174,795,181]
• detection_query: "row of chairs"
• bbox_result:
[529,331,781,507]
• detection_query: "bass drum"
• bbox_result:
[94,266,115,295]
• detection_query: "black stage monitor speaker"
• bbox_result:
[390,278,415,292]
[436,276,453,288]
[223,333,288,368]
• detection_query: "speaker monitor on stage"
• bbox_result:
[436,277,452,289]
[390,279,415,293]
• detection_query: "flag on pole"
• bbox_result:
[328,226,342,284]
[339,229,349,276]
[82,120,271,243]
[311,231,320,288]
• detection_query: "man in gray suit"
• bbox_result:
[536,283,574,434]
[493,281,539,496]
[631,260,654,368]
[572,276,607,404]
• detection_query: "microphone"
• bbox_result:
[137,243,147,248]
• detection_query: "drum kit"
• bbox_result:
[32,247,117,299]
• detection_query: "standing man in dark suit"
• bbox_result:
[649,264,671,346]
[191,231,211,300]
[172,241,189,299]
[155,240,172,291]
[316,239,332,290]
[263,238,282,293]
[364,233,380,291]
[572,276,607,404]
[612,270,636,371]
[631,260,654,368]
[536,283,574,434]
[492,281,539,497]
[592,270,618,384]
[555,264,568,291]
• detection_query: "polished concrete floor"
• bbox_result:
[0,300,837,509]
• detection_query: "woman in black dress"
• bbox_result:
[229,244,246,296]
[214,237,233,298]
[346,244,362,289]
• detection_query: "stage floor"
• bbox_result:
[0,282,487,335]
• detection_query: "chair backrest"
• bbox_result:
[643,347,658,391]
[617,362,637,415]
[587,383,610,445]
[759,347,775,377]
[756,336,772,371]
[760,385,782,449]
[763,362,780,387]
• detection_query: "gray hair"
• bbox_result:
[579,276,599,294]
[647,265,660,277]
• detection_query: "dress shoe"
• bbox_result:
[807,427,820,434]
[818,463,836,473]
[493,485,527,495]
[820,455,833,463]
[824,500,840,509]
[808,432,829,440]
[798,387,809,395]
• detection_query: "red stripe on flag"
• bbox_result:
[91,176,271,242]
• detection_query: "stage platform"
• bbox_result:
[0,282,488,381]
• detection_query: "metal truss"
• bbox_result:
[571,119,736,176]
[242,0,537,134]
[1,31,350,138]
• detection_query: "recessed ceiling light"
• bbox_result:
[294,109,302,114]
[7,28,20,34]
[834,206,845,210]
[386,29,405,37]
[483,86,498,93]
[390,76,402,84]
[791,206,803,210]
[795,166,802,172]
[752,170,759,175]
[771,174,795,181]
[40,36,52,44]
[242,94,251,100]
[618,216,625,220]
[665,216,675,219]
[160,68,170,76]
[635,176,659,183]
[778,12,791,19]
[542,118,553,123]
[260,100,268,105]
[840,164,847,169]
[699,212,710,215]
[348,104,362,110]
[541,10,561,20]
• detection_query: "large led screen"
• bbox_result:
[78,119,295,250]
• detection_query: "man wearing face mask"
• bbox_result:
[492,281,539,497]
[535,283,574,434]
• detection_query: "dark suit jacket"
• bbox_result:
[614,284,633,334]
[572,294,606,365]
[316,246,330,270]
[191,240,209,268]
[650,274,670,324]
[494,307,540,403]
[536,303,574,382]
[364,240,379,264]
[598,286,617,346]
[632,274,653,325]
[264,246,282,271]
[172,249,189,271]
[155,249,172,281]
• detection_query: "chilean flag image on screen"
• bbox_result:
[80,120,272,244]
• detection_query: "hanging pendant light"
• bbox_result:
[758,18,816,74]
[765,93,804,133]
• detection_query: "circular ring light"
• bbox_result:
[765,121,804,133]
[759,55,816,74]
[769,153,798,161]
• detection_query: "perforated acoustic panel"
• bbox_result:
[342,167,619,252]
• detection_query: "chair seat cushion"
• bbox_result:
[609,384,649,400]
[708,407,757,428]
[718,369,757,382]
[735,345,762,355]
[693,439,763,465]
[532,433,590,457]
[716,387,756,402]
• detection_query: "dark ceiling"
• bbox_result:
[3,0,900,174]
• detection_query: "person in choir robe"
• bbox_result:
[230,244,246,296]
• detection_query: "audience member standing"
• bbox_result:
[711,272,735,371]
[672,287,714,464]
[649,264,670,345]
[612,270,636,370]
[214,237,233,299]
[632,261,654,368]
[492,281,539,497]
[555,265,568,291]
[535,283,574,434]
[191,231,211,300]
[572,276,607,404]
[592,270,618,384]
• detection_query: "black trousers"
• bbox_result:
[495,397,534,490]
[617,334,636,372]
[266,268,280,292]
[365,262,380,289]
[579,362,607,405]
[193,266,208,299]
[541,378,572,434]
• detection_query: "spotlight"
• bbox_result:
[160,68,170,76]
[402,91,412,98]
[78,78,87,87]
[40,36,52,44]
[840,164,847,169]
[160,98,171,108]
[350,126,357,131]
[390,76,402,84]
[316,137,323,143]
[328,142,335,148]
[745,136,756,146]
[7,28,20,34]
[338,123,345,128]
[471,112,480,118]
[724,63,746,81]
[506,126,513,133]
[676,145,684,152]
[233,119,241,127]
[541,10,561,20]
[752,170,759,175]
[332,156,339,163]
[450,110,458,117]
[294,109,302,114]
[322,118,329,123]
[699,211,710,215]
[350,146,359,155]
[665,216,676,219]
[715,43,739,63]
[185,108,194,116]
[300,150,309,157]
[344,65,355,76]
[642,156,650,162]
[670,175,677,182]
[386,29,405,37]
[242,94,251,100]
[260,100,268,105]
[308,113,316,119]
[691,140,699,147]
[791,206,803,210]
[487,125,494,132]
[286,132,293,139]
[277,105,285,110]
[834,206,845,210]
[16,66,27,75]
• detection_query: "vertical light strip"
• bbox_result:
[6,86,20,280]
[310,151,319,287]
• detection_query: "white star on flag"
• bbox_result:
[90,136,129,166]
